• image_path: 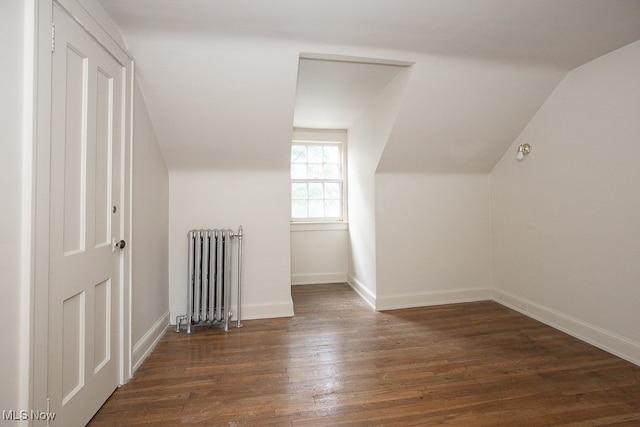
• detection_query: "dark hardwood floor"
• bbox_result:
[89,283,640,426]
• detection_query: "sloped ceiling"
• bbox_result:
[96,0,640,172]
[293,57,408,129]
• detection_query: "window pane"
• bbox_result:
[308,146,323,163]
[325,182,341,199]
[291,183,307,199]
[325,200,341,218]
[290,140,344,220]
[291,164,306,179]
[292,200,307,218]
[323,164,339,179]
[308,183,323,199]
[291,145,306,163]
[307,164,323,179]
[323,146,339,163]
[308,200,324,217]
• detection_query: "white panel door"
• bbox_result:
[48,4,124,426]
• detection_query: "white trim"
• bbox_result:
[241,302,295,320]
[299,53,414,68]
[122,56,134,385]
[375,288,492,311]
[344,280,640,366]
[292,128,347,143]
[71,0,130,51]
[493,289,640,367]
[56,0,133,60]
[21,0,37,413]
[291,222,348,232]
[347,275,376,310]
[32,0,54,415]
[292,273,348,285]
[132,312,169,372]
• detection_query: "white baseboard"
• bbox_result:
[241,301,295,319]
[169,300,294,325]
[375,287,492,311]
[346,275,376,309]
[165,283,640,368]
[492,289,640,367]
[132,311,170,373]
[291,272,348,285]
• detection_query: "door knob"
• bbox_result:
[114,239,126,250]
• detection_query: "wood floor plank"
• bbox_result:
[89,283,640,426]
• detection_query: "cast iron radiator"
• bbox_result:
[175,227,243,333]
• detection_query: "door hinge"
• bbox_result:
[51,23,55,53]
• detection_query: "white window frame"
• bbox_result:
[291,128,348,224]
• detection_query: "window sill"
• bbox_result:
[290,222,349,232]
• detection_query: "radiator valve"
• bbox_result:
[175,315,187,333]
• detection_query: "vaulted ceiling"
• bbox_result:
[293,57,409,129]
[97,0,640,172]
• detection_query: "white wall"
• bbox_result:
[122,38,566,322]
[291,225,349,285]
[376,173,492,310]
[169,170,294,322]
[128,36,301,171]
[347,67,413,306]
[0,0,30,415]
[376,56,563,174]
[346,53,560,311]
[491,40,640,364]
[131,81,170,369]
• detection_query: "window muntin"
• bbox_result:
[291,143,343,221]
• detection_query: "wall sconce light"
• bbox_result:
[516,143,532,161]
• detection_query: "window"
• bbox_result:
[291,131,346,221]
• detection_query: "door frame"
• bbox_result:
[32,0,134,418]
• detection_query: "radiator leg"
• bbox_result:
[223,230,232,333]
[236,226,243,328]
